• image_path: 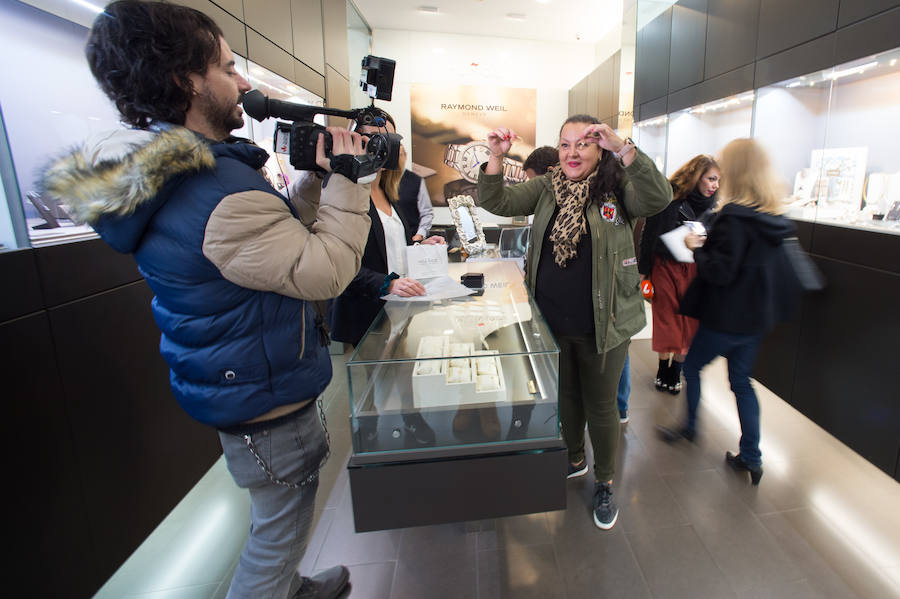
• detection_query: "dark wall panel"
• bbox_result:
[35,238,141,307]
[667,63,754,112]
[635,8,672,106]
[754,317,801,401]
[669,0,708,91]
[49,281,221,583]
[705,0,760,78]
[791,257,899,477]
[809,223,899,275]
[754,33,836,88]
[757,0,839,59]
[638,96,668,122]
[834,6,900,64]
[2,313,102,597]
[838,0,900,27]
[0,248,42,321]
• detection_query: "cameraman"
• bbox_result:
[41,2,366,598]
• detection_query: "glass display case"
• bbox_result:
[347,260,559,460]
[345,260,566,531]
[666,91,754,174]
[633,115,669,174]
[754,47,900,234]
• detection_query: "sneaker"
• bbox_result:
[567,459,589,479]
[619,409,629,424]
[294,565,350,599]
[592,482,619,530]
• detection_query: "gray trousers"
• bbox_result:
[219,402,327,599]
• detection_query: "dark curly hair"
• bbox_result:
[523,146,559,176]
[86,1,224,128]
[560,115,627,217]
[669,154,719,202]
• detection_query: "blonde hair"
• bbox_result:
[717,138,785,215]
[379,167,403,203]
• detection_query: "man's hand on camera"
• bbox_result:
[315,127,367,173]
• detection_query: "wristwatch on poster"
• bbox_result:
[444,141,526,184]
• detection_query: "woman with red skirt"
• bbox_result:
[638,155,719,393]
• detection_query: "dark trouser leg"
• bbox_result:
[724,334,763,467]
[578,340,629,482]
[557,336,587,465]
[682,325,722,434]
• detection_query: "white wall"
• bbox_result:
[371,28,596,225]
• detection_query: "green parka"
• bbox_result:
[478,149,672,354]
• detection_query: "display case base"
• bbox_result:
[347,443,567,532]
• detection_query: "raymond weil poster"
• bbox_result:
[410,84,537,206]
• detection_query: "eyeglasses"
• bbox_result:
[558,138,596,152]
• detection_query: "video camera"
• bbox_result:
[242,55,401,183]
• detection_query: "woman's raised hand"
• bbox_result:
[582,123,625,154]
[487,127,518,157]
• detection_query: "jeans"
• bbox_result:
[617,354,631,413]
[683,325,763,467]
[557,336,629,481]
[219,402,328,599]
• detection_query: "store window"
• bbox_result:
[633,115,668,175]
[0,1,324,248]
[665,91,754,175]
[755,47,900,233]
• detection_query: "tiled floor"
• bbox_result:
[98,338,900,599]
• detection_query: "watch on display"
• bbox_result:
[444,141,526,184]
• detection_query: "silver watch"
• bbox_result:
[444,141,526,184]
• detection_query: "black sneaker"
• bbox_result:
[294,565,350,599]
[567,459,589,479]
[593,482,619,530]
[619,409,629,424]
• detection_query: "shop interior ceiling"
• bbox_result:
[353,0,632,44]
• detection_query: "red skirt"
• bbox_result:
[650,254,699,355]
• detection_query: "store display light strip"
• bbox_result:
[828,61,878,80]
[72,0,104,13]
[636,116,668,128]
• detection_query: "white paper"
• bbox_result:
[406,244,448,280]
[660,224,695,263]
[381,276,474,302]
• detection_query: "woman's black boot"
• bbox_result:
[726,451,763,485]
[668,361,683,395]
[655,359,668,392]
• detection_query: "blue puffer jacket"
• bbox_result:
[42,126,369,428]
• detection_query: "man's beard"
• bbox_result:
[198,89,243,138]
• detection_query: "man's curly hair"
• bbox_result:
[86,1,224,128]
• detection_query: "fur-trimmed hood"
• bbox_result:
[41,126,217,252]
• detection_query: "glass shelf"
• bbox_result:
[346,260,560,460]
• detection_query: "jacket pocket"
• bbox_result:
[614,269,644,324]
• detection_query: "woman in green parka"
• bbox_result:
[478,115,672,529]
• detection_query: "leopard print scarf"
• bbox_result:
[548,165,599,267]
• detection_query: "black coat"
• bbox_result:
[330,199,415,346]
[680,203,800,335]
[638,188,715,275]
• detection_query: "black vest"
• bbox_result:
[397,170,424,233]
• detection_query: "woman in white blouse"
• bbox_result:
[330,110,444,348]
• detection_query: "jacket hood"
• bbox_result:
[40,126,217,252]
[720,203,795,244]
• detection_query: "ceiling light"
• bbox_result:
[71,0,104,13]
[828,61,878,80]
[506,13,527,21]
[418,5,439,14]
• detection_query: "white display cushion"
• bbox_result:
[447,365,473,384]
[476,373,501,391]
